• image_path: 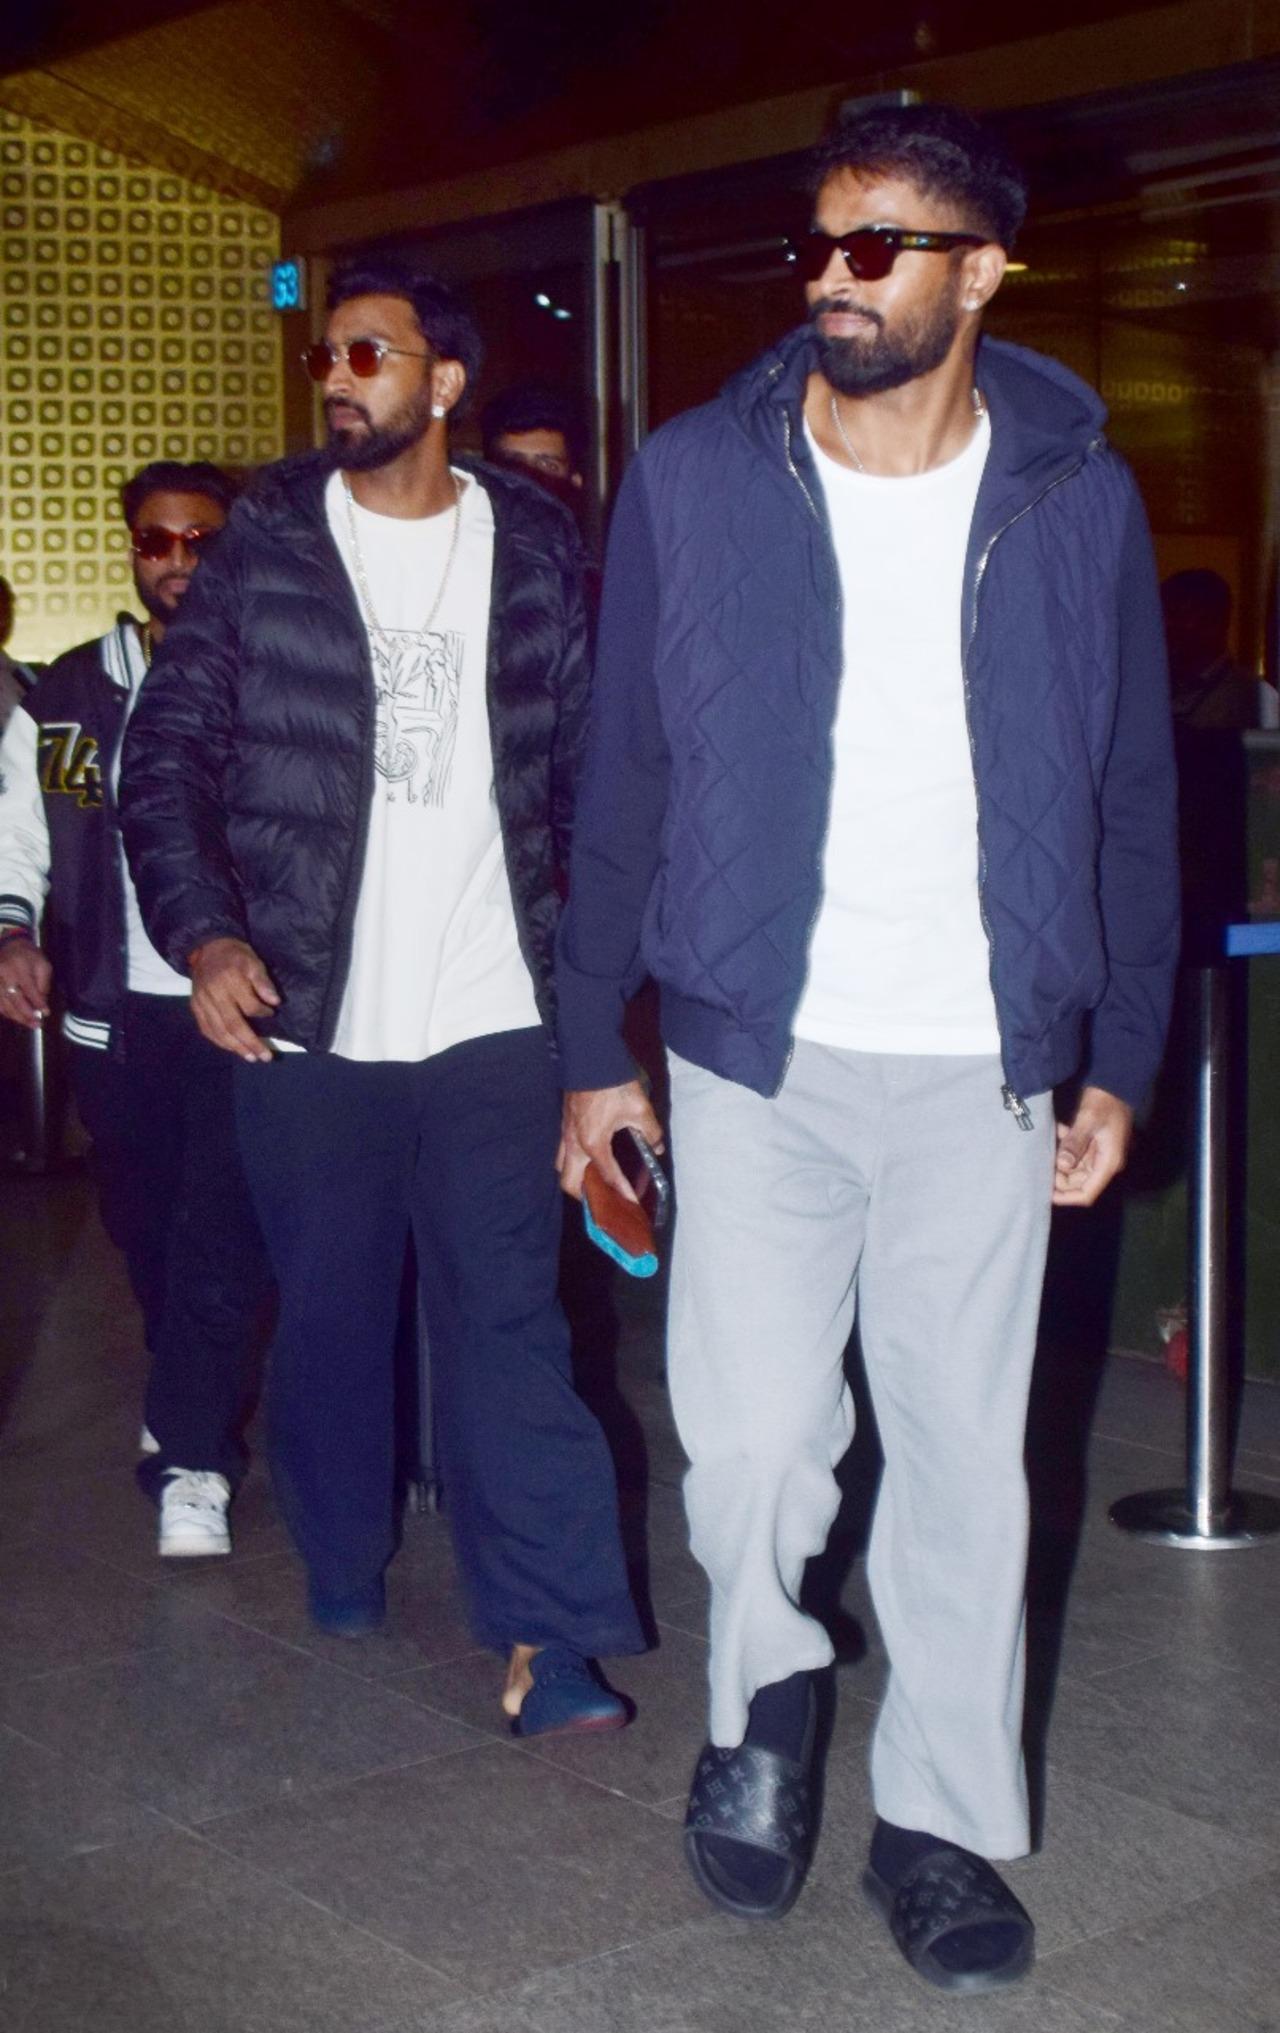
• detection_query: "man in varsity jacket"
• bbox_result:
[0,460,268,1558]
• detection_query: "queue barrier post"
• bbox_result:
[1110,928,1280,1548]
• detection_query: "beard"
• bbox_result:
[325,384,434,470]
[133,572,190,623]
[810,287,964,396]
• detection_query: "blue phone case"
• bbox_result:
[582,1196,659,1278]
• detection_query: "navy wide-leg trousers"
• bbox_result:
[234,1026,643,1658]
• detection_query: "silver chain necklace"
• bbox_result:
[828,387,985,472]
[342,472,463,635]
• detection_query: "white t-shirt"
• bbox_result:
[107,624,190,999]
[321,468,540,1063]
[793,412,1001,1056]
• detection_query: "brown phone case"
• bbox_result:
[582,1162,657,1263]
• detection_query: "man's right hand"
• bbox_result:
[0,938,52,1030]
[188,937,279,1063]
[557,1079,665,1201]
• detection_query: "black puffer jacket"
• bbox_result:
[119,453,589,1051]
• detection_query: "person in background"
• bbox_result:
[1163,568,1278,730]
[480,382,588,513]
[120,261,644,1733]
[556,103,1178,1991]
[0,462,269,1557]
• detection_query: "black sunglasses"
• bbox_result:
[784,225,986,284]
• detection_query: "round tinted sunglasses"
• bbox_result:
[301,337,432,381]
[784,225,986,284]
[130,525,219,562]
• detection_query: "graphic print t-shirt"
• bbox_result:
[323,469,539,1063]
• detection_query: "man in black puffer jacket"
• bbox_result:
[121,260,643,1731]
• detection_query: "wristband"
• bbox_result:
[0,925,33,946]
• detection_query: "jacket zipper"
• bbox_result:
[961,438,1103,1130]
[776,400,838,1093]
[107,622,139,1059]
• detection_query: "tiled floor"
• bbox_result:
[2,1165,1279,2032]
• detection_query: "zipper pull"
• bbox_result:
[1002,1085,1035,1132]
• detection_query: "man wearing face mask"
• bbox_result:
[0,461,268,1557]
[120,260,643,1731]
[556,105,1177,1986]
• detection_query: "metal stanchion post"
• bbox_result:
[1111,962,1280,1548]
[11,1020,55,1173]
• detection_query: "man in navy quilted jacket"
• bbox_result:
[557,105,1177,1990]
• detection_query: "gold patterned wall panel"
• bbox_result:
[0,109,283,665]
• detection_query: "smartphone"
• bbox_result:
[581,1128,670,1277]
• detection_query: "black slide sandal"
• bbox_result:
[684,1697,816,1920]
[863,1846,1035,1993]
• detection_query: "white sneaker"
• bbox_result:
[158,1469,231,1558]
[139,1425,160,1456]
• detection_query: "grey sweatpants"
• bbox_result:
[666,1043,1055,1859]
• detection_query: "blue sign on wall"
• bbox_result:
[270,259,307,313]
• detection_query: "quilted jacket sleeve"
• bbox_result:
[118,525,251,974]
[549,530,593,883]
[1083,476,1180,1108]
[556,460,670,1090]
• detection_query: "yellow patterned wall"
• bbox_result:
[0,109,283,665]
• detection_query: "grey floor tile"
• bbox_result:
[205,1739,705,1993]
[0,1533,227,1678]
[1010,1769,1278,1957]
[1042,1646,1280,1839]
[386,1649,521,1744]
[166,1526,480,1678]
[1036,1869,1280,2033]
[1045,1569,1197,1684]
[0,1726,163,1879]
[0,1826,459,2033]
[1090,1357,1189,1456]
[0,1616,483,1823]
[424,1907,1118,2033]
[5,1169,1280,2029]
[656,1590,710,1639]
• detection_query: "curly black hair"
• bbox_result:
[326,256,483,411]
[810,103,1028,252]
[121,461,236,529]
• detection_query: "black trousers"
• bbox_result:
[71,994,269,1481]
[234,1026,644,1658]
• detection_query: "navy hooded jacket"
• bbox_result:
[556,329,1179,1113]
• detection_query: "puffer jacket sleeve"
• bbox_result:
[119,521,251,974]
[556,458,670,1090]
[1083,472,1180,1107]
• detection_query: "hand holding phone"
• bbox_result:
[582,1128,670,1278]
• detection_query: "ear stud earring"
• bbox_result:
[431,402,447,418]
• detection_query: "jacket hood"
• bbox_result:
[722,324,1107,492]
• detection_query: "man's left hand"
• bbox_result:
[1053,1085,1134,1207]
